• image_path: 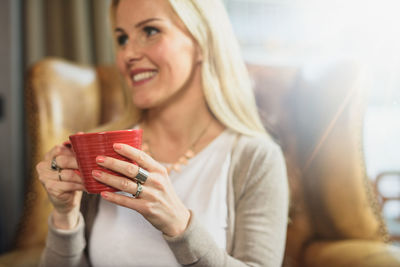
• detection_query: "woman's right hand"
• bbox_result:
[36,144,86,229]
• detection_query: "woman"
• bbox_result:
[37,0,289,266]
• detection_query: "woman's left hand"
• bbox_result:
[92,143,190,237]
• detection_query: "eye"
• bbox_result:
[116,34,128,46]
[143,26,160,37]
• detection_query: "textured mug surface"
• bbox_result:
[69,129,142,194]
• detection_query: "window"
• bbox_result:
[225,0,400,244]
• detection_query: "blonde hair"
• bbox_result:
[109,0,267,137]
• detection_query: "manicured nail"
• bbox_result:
[114,143,122,150]
[92,170,102,178]
[101,191,109,198]
[96,156,105,163]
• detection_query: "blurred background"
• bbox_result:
[0,0,399,254]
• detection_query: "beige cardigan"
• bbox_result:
[41,134,289,267]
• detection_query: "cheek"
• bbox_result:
[116,53,126,74]
[152,39,196,76]
[149,41,174,63]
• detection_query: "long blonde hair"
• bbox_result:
[109,0,267,137]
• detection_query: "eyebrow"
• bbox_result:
[114,18,163,33]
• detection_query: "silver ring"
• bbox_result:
[132,182,143,198]
[51,157,59,171]
[134,167,149,184]
[58,168,62,181]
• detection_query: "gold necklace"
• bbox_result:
[141,119,212,174]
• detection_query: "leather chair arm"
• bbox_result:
[0,245,43,267]
[304,240,400,267]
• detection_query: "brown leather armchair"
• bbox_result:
[0,57,399,266]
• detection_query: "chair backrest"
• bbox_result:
[248,62,387,264]
[19,58,125,249]
[12,58,387,266]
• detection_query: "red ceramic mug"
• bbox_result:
[69,129,142,194]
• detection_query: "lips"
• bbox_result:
[130,69,158,84]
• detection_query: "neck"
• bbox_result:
[142,95,214,149]
[140,71,224,163]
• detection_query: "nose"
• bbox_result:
[122,42,143,65]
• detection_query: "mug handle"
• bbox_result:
[64,131,85,149]
[62,140,72,149]
[64,131,85,176]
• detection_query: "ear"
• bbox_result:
[195,43,203,63]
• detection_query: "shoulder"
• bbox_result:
[233,133,284,167]
[230,133,287,197]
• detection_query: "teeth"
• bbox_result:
[132,71,157,82]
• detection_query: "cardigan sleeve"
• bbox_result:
[164,136,289,266]
[230,139,289,266]
[39,212,89,267]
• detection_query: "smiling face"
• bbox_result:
[114,0,201,109]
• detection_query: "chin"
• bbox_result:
[131,87,170,110]
[132,95,156,110]
[132,100,152,109]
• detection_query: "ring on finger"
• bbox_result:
[58,168,63,181]
[51,157,60,171]
[134,167,149,184]
[132,182,143,198]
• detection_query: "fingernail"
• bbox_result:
[92,170,102,178]
[114,143,122,150]
[101,191,109,198]
[96,156,105,163]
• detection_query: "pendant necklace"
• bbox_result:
[141,118,212,174]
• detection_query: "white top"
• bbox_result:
[89,130,236,267]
